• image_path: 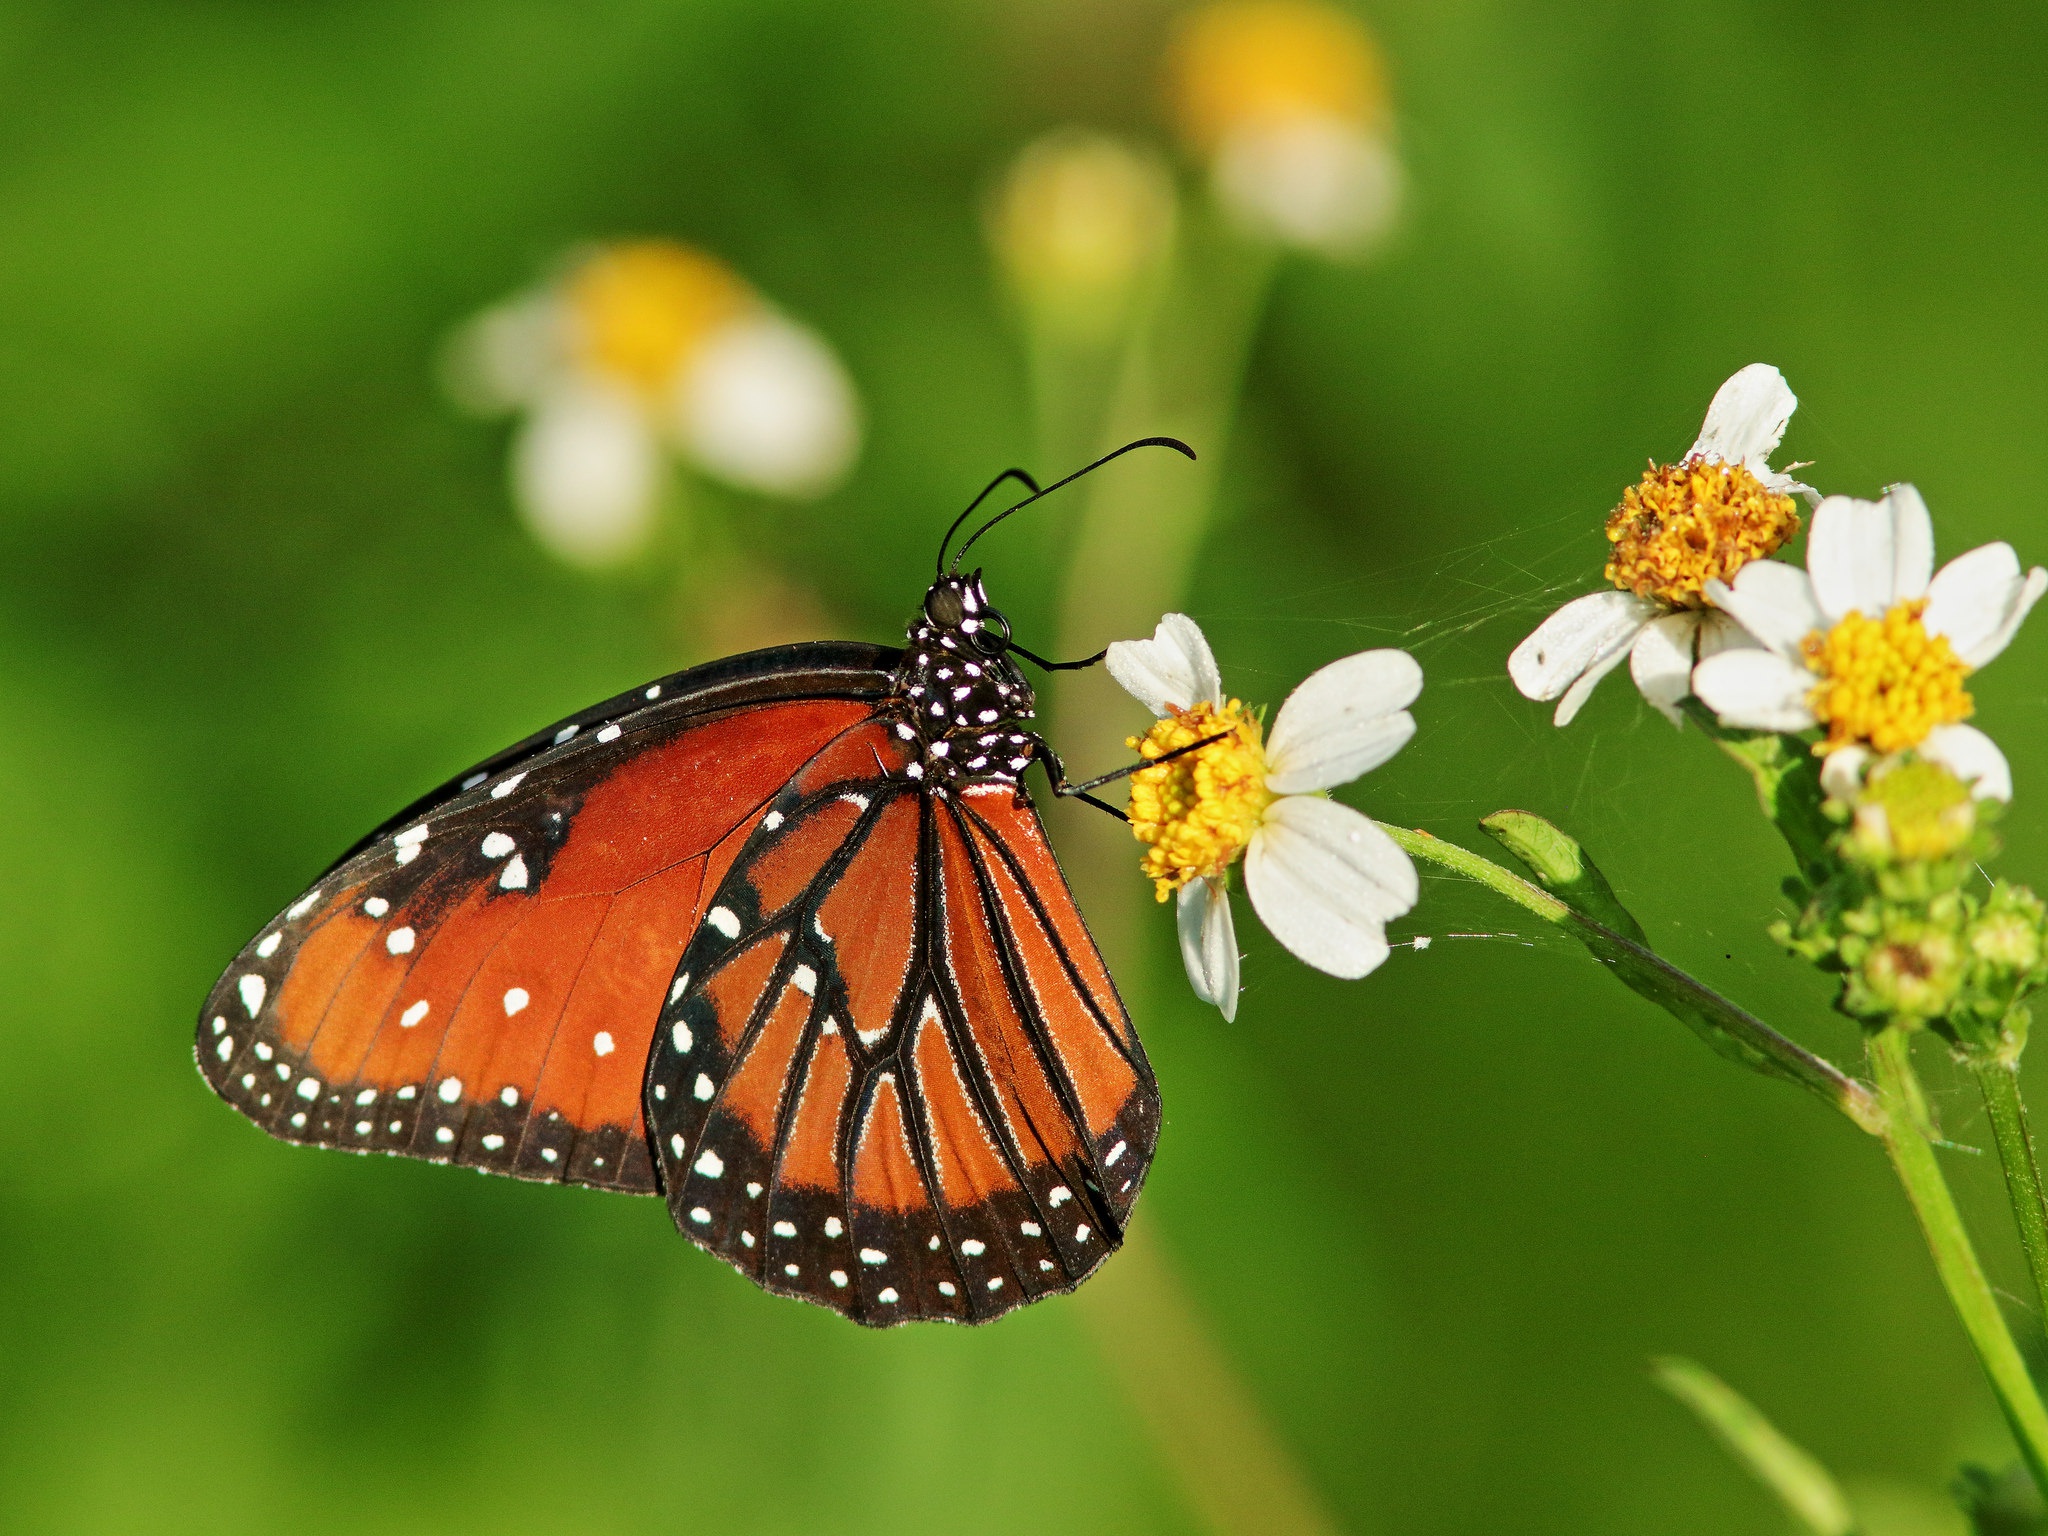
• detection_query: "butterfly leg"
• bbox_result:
[1031,731,1232,822]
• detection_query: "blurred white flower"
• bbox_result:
[1108,613,1422,1020]
[1694,483,2046,802]
[1168,0,1402,256]
[987,129,1178,343]
[445,240,861,568]
[1509,364,1810,726]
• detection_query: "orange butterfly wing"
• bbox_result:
[196,646,897,1194]
[649,765,1159,1326]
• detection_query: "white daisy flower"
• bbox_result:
[1168,0,1402,257]
[1509,364,1811,725]
[444,241,861,568]
[1693,483,2046,801]
[1107,614,1422,1020]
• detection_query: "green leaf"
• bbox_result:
[1653,1357,1858,1536]
[1450,812,1884,1133]
[1480,808,1648,944]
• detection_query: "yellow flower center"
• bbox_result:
[1169,0,1389,154]
[565,241,748,401]
[1603,458,1799,608]
[1126,700,1274,900]
[1802,600,1973,755]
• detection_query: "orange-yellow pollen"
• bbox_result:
[1803,600,1974,755]
[566,241,748,401]
[1126,700,1273,900]
[1604,458,1800,608]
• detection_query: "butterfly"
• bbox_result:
[196,439,1195,1326]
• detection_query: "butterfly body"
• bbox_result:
[198,575,1159,1326]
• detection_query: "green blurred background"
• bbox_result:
[6,2,2048,1531]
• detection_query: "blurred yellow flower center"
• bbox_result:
[1852,758,1975,863]
[1604,458,1800,608]
[1803,600,1973,754]
[566,242,748,401]
[1127,700,1273,900]
[1170,0,1388,152]
[990,132,1174,333]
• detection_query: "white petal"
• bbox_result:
[1819,745,1871,802]
[1508,590,1659,716]
[1925,543,2048,668]
[1264,649,1422,793]
[1176,878,1240,1021]
[1921,723,2013,802]
[1807,486,1933,620]
[670,313,860,498]
[1627,612,1701,726]
[1696,609,1762,660]
[1211,118,1400,255]
[1879,484,1936,600]
[1106,613,1223,714]
[510,386,661,568]
[1689,363,1796,477]
[1691,649,1818,733]
[1243,797,1416,980]
[440,291,569,416]
[1706,560,1825,659]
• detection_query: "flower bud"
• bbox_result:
[1838,755,1978,868]
[988,130,1178,344]
[1844,913,1965,1027]
[1167,0,1401,254]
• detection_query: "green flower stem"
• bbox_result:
[1969,1054,2048,1331]
[1377,824,1884,1133]
[1868,1026,2048,1490]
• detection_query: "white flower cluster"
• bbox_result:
[1511,365,2045,803]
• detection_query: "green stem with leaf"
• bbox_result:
[1382,809,2048,1486]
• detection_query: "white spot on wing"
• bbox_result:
[824,1216,843,1238]
[498,856,528,890]
[491,773,526,799]
[503,987,529,1016]
[481,832,515,858]
[694,1149,724,1178]
[394,826,429,847]
[1049,1185,1071,1207]
[961,1239,986,1257]
[286,888,323,920]
[500,1086,519,1107]
[438,1076,462,1103]
[773,1220,797,1237]
[791,964,816,996]
[554,724,579,745]
[592,1031,614,1057]
[386,927,416,955]
[400,1000,429,1028]
[706,906,740,939]
[238,974,266,1017]
[363,897,389,918]
[256,933,281,959]
[694,1073,715,1101]
[672,1020,693,1053]
[859,1248,887,1265]
[596,723,622,743]
[481,1133,505,1151]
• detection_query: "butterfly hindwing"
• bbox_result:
[648,765,1160,1327]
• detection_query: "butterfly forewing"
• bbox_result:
[197,646,898,1194]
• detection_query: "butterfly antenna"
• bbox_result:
[936,467,1043,577]
[949,436,1196,572]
